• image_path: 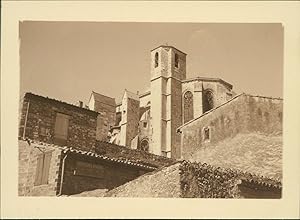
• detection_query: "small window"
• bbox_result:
[155,52,159,68]
[34,152,52,186]
[203,127,210,141]
[143,122,147,128]
[54,113,70,145]
[175,53,179,68]
[257,108,262,116]
[140,139,149,152]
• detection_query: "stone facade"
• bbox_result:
[18,139,61,196]
[19,93,98,151]
[88,91,116,142]
[178,94,283,159]
[119,90,140,147]
[106,45,234,159]
[18,138,161,196]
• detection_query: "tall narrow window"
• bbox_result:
[54,113,70,145]
[175,53,179,68]
[203,90,214,113]
[154,52,159,68]
[183,91,194,123]
[203,127,210,141]
[34,151,52,186]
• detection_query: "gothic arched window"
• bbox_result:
[140,139,149,152]
[183,91,194,123]
[155,52,159,68]
[203,90,214,113]
[175,53,179,68]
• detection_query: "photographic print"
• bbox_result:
[2,1,300,218]
[18,21,283,198]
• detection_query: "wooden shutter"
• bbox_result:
[34,154,44,186]
[41,152,52,184]
[54,113,70,142]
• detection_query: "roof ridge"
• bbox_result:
[92,90,115,100]
[24,92,99,115]
[19,137,157,170]
[244,93,283,100]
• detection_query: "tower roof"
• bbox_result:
[151,45,187,55]
[123,89,140,101]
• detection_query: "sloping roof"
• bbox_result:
[104,160,281,198]
[182,76,233,90]
[188,133,282,180]
[90,91,116,107]
[24,92,99,116]
[150,45,187,55]
[105,163,182,197]
[20,137,156,171]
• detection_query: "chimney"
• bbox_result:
[77,101,83,108]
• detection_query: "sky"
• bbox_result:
[19,21,283,105]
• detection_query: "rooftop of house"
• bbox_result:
[104,159,281,198]
[90,91,116,107]
[20,137,157,171]
[24,92,99,116]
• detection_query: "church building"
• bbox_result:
[88,45,235,159]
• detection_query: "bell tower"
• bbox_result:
[149,45,186,158]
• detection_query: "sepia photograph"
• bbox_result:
[18,21,283,198]
[1,1,300,219]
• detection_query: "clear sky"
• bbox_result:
[19,21,283,105]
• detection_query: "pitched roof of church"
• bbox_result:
[90,91,116,107]
[182,77,233,90]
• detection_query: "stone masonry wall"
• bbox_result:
[125,98,140,147]
[19,93,98,151]
[18,139,62,196]
[95,141,176,168]
[94,100,116,142]
[181,94,283,159]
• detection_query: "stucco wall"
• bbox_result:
[180,94,283,159]
[19,93,98,151]
[18,139,61,196]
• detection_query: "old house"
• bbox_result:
[18,92,173,196]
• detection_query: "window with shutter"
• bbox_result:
[34,152,52,186]
[54,113,70,145]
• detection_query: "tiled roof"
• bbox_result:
[90,91,116,107]
[182,77,233,90]
[24,92,99,116]
[19,137,156,171]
